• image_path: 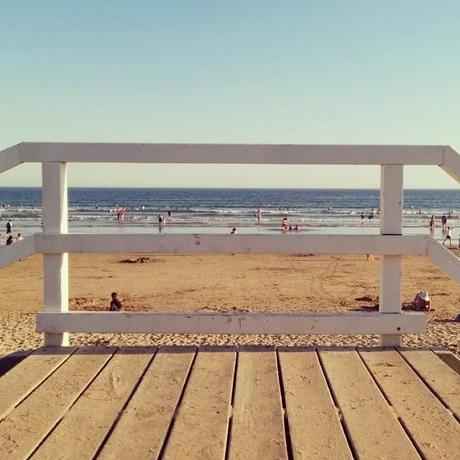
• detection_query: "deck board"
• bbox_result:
[360,349,460,460]
[31,347,155,460]
[278,348,353,459]
[98,346,195,459]
[0,346,75,420]
[399,349,460,418]
[0,347,115,460]
[163,346,236,460]
[319,348,419,460]
[0,345,458,459]
[228,346,287,460]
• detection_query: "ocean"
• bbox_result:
[0,188,458,239]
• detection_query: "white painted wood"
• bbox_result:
[42,162,69,347]
[379,165,404,347]
[427,238,460,282]
[0,144,21,174]
[441,146,460,183]
[34,233,428,255]
[18,142,445,165]
[36,311,426,335]
[0,236,35,268]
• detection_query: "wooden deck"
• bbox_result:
[0,346,459,459]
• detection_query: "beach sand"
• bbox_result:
[1,252,459,356]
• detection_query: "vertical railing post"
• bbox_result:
[379,164,403,347]
[42,162,69,346]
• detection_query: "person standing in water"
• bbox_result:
[429,215,435,234]
[255,208,262,224]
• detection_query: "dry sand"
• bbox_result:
[1,252,459,356]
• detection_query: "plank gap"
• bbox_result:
[275,349,294,460]
[356,348,394,407]
[396,416,426,460]
[224,348,238,460]
[93,348,159,459]
[26,347,118,459]
[396,349,460,424]
[316,349,359,460]
[156,347,198,460]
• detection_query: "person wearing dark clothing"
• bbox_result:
[6,220,12,234]
[109,292,123,311]
[6,235,13,245]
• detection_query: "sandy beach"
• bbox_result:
[1,251,459,357]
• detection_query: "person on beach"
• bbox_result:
[230,227,237,234]
[281,218,289,232]
[158,214,165,225]
[255,208,261,224]
[441,214,447,231]
[109,292,123,311]
[429,215,435,233]
[443,226,453,246]
[5,219,12,235]
[16,233,24,242]
[6,234,13,245]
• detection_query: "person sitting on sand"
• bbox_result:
[109,292,123,311]
[16,232,24,242]
[6,234,13,245]
[230,227,237,234]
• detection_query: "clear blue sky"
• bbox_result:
[1,0,459,188]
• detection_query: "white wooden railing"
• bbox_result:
[1,143,459,348]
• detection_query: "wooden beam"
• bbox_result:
[379,164,404,347]
[440,146,460,183]
[0,144,21,174]
[42,162,69,347]
[18,142,445,165]
[427,238,460,282]
[34,233,428,255]
[36,311,426,335]
[0,236,36,268]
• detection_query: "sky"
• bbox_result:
[0,0,459,188]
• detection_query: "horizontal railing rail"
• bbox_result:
[36,311,426,335]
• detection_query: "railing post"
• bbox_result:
[379,165,403,347]
[42,162,69,346]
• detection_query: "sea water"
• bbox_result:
[0,188,458,240]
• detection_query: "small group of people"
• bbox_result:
[4,219,24,245]
[429,214,458,247]
[281,218,299,232]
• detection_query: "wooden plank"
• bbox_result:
[0,347,75,420]
[399,349,460,418]
[163,346,235,460]
[36,311,426,335]
[18,142,445,165]
[0,236,36,268]
[427,238,460,282]
[32,346,155,460]
[278,348,353,459]
[0,347,115,460]
[35,233,428,255]
[434,350,460,375]
[319,349,419,460]
[98,346,195,459]
[360,349,460,460]
[229,346,287,460]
